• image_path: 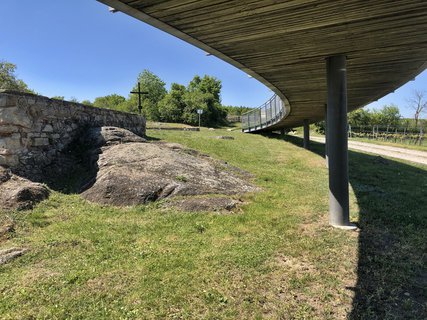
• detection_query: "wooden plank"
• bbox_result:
[99,0,427,128]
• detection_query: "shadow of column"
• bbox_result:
[263,132,427,319]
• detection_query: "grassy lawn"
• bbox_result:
[146,121,196,129]
[0,128,426,319]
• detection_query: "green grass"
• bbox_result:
[0,128,426,319]
[146,121,195,129]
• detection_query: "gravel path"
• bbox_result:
[310,136,427,166]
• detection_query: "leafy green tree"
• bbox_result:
[314,121,325,134]
[222,105,252,116]
[81,99,93,106]
[158,83,186,122]
[369,109,382,126]
[378,104,401,126]
[129,70,167,120]
[0,61,32,92]
[182,90,209,125]
[182,75,226,126]
[348,104,400,128]
[188,75,222,102]
[348,108,371,127]
[93,94,126,111]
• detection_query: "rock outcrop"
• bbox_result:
[0,247,28,265]
[0,125,257,212]
[0,167,50,211]
[80,127,257,210]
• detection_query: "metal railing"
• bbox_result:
[241,94,286,132]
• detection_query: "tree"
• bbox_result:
[81,99,93,106]
[188,75,222,102]
[378,104,400,127]
[222,105,252,116]
[0,61,32,92]
[182,90,209,125]
[93,94,126,111]
[348,108,371,127]
[407,90,426,127]
[314,121,325,134]
[182,75,226,126]
[369,109,382,126]
[158,83,186,122]
[129,70,167,120]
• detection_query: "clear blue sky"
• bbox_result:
[1,1,426,117]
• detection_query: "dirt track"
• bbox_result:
[310,136,427,166]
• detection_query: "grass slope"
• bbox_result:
[0,128,425,319]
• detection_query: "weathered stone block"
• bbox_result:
[32,138,49,147]
[27,132,41,138]
[0,125,19,134]
[33,123,42,132]
[0,96,7,107]
[0,154,19,167]
[0,137,21,149]
[0,106,33,128]
[42,124,54,132]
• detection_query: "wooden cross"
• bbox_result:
[130,82,148,114]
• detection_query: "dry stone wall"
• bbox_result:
[0,90,145,179]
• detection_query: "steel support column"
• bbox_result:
[326,55,355,229]
[324,104,328,168]
[303,119,310,150]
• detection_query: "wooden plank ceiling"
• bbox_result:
[99,0,427,128]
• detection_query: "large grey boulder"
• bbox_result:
[80,127,257,209]
[0,167,50,211]
[83,126,146,148]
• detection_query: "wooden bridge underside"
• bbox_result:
[99,0,427,128]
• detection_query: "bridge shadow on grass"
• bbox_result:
[264,133,427,319]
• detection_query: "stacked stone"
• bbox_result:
[0,90,146,179]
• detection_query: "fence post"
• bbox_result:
[404,127,407,144]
